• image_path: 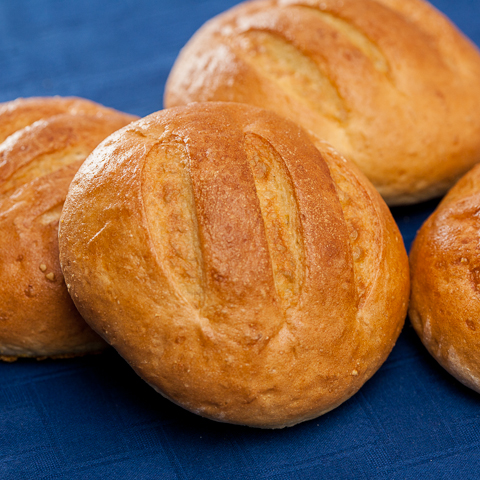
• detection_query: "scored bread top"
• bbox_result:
[410,163,480,392]
[0,97,136,360]
[165,0,480,206]
[59,102,409,427]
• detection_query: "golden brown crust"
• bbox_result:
[0,96,137,360]
[164,0,480,206]
[59,102,409,428]
[410,163,480,392]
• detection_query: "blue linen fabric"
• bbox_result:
[1,0,480,478]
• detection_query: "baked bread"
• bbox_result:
[0,96,136,361]
[165,0,480,206]
[410,163,480,392]
[59,102,409,428]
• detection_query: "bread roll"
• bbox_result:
[410,163,480,392]
[165,0,480,206]
[0,97,136,361]
[59,102,409,428]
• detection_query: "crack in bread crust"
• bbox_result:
[142,139,206,311]
[244,133,305,310]
[318,140,382,311]
[231,29,348,122]
[291,6,390,74]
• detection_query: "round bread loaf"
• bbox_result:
[410,163,480,392]
[59,102,409,428]
[165,0,480,206]
[0,96,136,361]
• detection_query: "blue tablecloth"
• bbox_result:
[1,1,480,478]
